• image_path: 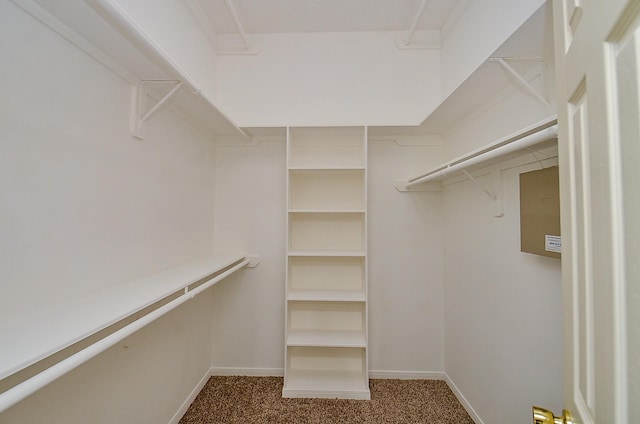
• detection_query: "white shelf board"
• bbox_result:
[287,290,366,302]
[288,167,366,171]
[283,370,370,400]
[0,255,245,381]
[288,250,366,257]
[288,209,365,214]
[26,0,246,139]
[287,330,366,348]
[368,4,551,136]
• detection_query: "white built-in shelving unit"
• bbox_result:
[283,127,370,400]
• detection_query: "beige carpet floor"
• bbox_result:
[179,376,474,423]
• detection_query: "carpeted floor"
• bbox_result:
[179,376,475,423]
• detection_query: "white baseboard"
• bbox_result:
[209,368,444,380]
[368,370,446,380]
[210,367,284,377]
[171,368,483,424]
[168,368,213,424]
[444,374,484,424]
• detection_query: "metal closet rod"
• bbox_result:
[405,118,558,189]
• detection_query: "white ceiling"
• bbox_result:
[197,0,462,35]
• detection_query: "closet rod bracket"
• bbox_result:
[461,168,504,217]
[245,256,260,268]
[131,80,183,140]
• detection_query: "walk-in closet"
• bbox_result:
[2,1,638,424]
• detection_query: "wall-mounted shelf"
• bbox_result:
[15,0,247,140]
[0,255,254,413]
[369,3,553,137]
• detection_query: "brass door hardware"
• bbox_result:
[533,406,575,424]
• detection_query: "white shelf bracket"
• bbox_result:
[461,168,504,217]
[491,168,504,218]
[131,80,183,140]
[403,0,429,46]
[492,58,549,106]
[224,0,252,52]
[396,0,441,50]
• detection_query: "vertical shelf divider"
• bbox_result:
[283,127,370,400]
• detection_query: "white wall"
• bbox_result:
[367,137,444,374]
[210,138,287,371]
[208,135,446,375]
[440,0,546,101]
[0,2,218,422]
[0,0,217,316]
[1,293,216,424]
[443,162,563,424]
[440,58,563,424]
[216,31,441,127]
[111,0,219,101]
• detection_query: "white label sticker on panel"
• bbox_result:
[545,235,562,253]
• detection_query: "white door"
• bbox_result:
[552,0,639,423]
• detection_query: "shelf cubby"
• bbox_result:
[282,346,369,399]
[288,127,365,169]
[287,256,365,300]
[287,301,366,347]
[288,212,365,252]
[289,169,365,211]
